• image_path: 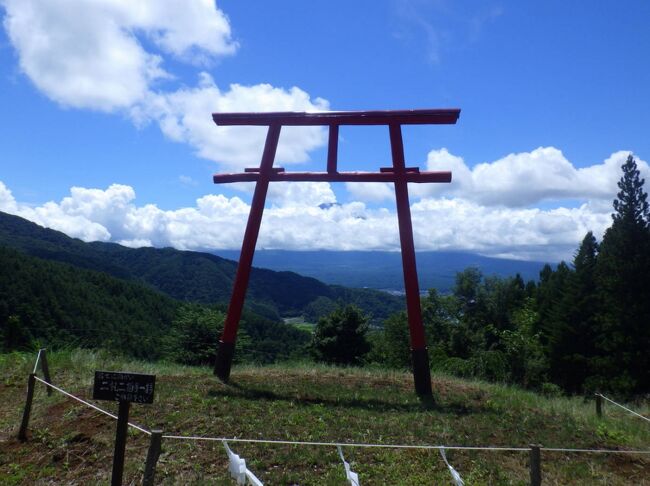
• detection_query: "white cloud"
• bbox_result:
[137,74,329,169]
[410,198,610,261]
[0,177,620,262]
[117,238,153,248]
[122,0,238,60]
[406,148,649,207]
[267,182,336,208]
[345,146,639,208]
[0,181,18,213]
[1,0,236,111]
[345,182,395,202]
[1,0,329,168]
[1,0,237,108]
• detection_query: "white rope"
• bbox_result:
[161,435,529,451]
[33,349,42,374]
[33,376,151,435]
[597,393,650,424]
[160,434,650,455]
[542,447,650,454]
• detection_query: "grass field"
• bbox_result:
[284,316,316,333]
[0,350,648,485]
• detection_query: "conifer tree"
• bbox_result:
[594,154,650,394]
[535,261,572,346]
[550,232,599,392]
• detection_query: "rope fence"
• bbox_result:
[24,376,650,454]
[542,447,650,454]
[32,375,151,436]
[160,434,649,455]
[161,434,530,451]
[16,350,650,486]
[32,348,42,374]
[596,393,650,424]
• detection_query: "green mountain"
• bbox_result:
[0,245,179,358]
[0,211,403,323]
[0,244,315,362]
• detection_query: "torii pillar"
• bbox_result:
[212,109,460,396]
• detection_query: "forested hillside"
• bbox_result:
[0,211,403,322]
[0,211,401,364]
[0,246,178,358]
[0,246,311,363]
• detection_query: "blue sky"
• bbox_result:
[1,0,649,261]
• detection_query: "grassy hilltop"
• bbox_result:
[1,350,648,485]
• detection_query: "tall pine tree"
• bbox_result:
[594,154,650,395]
[535,261,572,348]
[550,232,599,392]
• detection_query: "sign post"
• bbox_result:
[112,400,130,486]
[93,371,156,486]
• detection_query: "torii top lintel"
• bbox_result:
[212,108,460,126]
[211,108,460,184]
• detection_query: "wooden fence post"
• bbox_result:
[111,400,131,486]
[529,444,541,486]
[596,394,603,418]
[18,373,36,441]
[39,348,53,396]
[142,430,163,486]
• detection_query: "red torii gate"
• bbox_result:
[212,109,460,396]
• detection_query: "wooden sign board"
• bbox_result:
[93,371,156,404]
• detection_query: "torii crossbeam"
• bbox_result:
[212,109,460,396]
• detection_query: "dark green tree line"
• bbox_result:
[311,305,370,365]
[368,155,649,396]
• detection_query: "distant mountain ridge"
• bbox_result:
[214,250,548,292]
[0,212,404,322]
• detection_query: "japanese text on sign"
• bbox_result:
[93,371,156,404]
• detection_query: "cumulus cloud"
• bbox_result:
[1,0,329,167]
[1,0,236,111]
[468,149,642,205]
[406,148,649,207]
[136,74,329,168]
[345,182,395,203]
[410,198,610,261]
[0,178,618,262]
[266,182,336,208]
[0,181,18,213]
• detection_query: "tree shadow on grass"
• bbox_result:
[207,381,480,416]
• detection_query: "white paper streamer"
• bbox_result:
[244,470,263,486]
[223,441,264,485]
[337,445,360,486]
[440,448,464,486]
